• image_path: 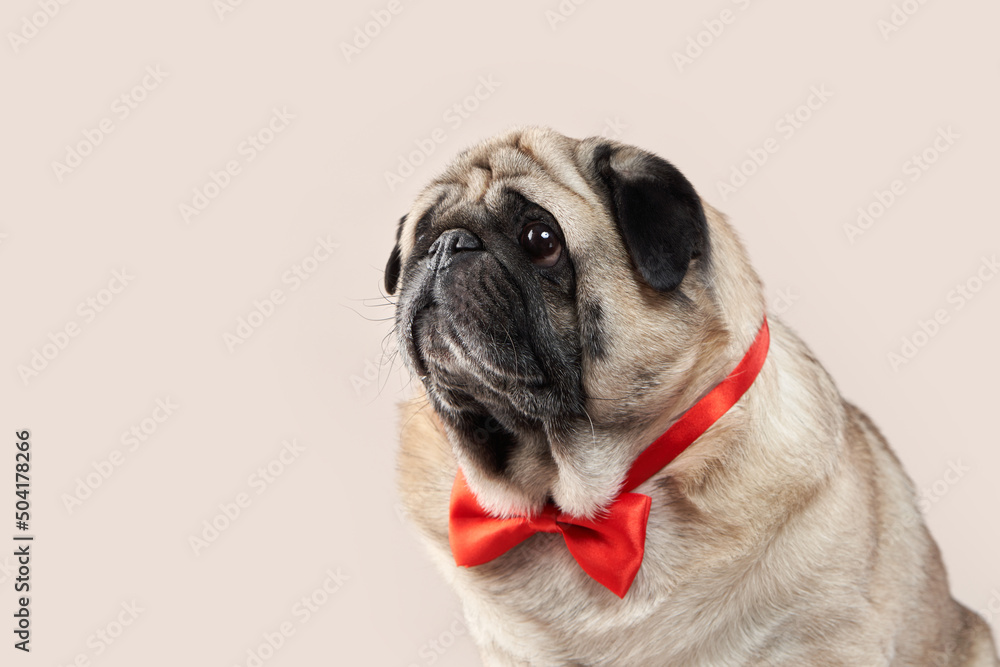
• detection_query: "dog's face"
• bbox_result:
[386,127,764,519]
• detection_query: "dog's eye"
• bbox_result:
[519,222,562,267]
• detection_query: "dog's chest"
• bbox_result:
[442,531,761,666]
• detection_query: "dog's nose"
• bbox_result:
[427,228,483,271]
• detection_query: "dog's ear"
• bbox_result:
[384,214,406,295]
[591,143,708,292]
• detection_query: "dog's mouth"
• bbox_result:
[407,304,433,380]
[407,296,550,414]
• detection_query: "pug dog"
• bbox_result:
[384,126,998,666]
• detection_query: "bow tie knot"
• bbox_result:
[523,504,562,534]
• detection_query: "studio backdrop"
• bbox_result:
[2,0,998,665]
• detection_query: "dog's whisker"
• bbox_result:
[581,405,597,450]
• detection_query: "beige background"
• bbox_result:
[2,0,998,664]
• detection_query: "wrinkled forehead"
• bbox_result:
[398,129,605,257]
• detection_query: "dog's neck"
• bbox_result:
[458,315,769,520]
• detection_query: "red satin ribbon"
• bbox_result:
[449,318,771,598]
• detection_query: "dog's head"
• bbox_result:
[386,127,764,519]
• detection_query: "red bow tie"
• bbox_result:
[448,318,771,598]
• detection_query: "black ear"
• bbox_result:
[384,214,406,295]
[593,143,708,292]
